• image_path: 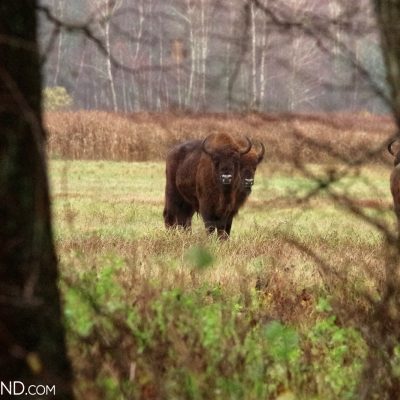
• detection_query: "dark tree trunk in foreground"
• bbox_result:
[375,0,400,124]
[0,2,73,398]
[357,1,400,399]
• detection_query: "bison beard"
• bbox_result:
[163,133,263,239]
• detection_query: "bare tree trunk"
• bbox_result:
[157,14,164,111]
[195,38,201,110]
[186,0,195,108]
[289,35,300,111]
[355,4,400,398]
[329,1,344,110]
[71,42,87,103]
[104,15,118,111]
[53,0,65,86]
[199,0,209,109]
[375,0,400,124]
[259,21,267,110]
[119,46,128,113]
[130,0,144,111]
[0,2,73,397]
[240,63,249,106]
[225,0,235,110]
[250,1,258,109]
[147,0,154,109]
[94,0,122,112]
[177,61,182,109]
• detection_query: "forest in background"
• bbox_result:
[39,0,388,113]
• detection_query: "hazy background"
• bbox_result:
[39,0,388,113]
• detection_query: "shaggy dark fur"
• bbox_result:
[163,133,254,238]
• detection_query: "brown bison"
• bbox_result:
[163,133,254,238]
[236,140,265,208]
[388,139,400,235]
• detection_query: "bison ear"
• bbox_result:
[257,142,265,164]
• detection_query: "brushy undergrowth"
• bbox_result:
[63,257,367,400]
[51,159,399,399]
[45,111,395,163]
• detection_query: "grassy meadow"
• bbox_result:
[49,149,399,398]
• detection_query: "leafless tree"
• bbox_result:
[0,1,73,397]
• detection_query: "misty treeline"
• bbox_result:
[39,0,388,113]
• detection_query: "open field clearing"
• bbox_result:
[51,160,393,244]
[51,159,399,399]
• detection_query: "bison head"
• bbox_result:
[202,134,252,187]
[239,141,265,193]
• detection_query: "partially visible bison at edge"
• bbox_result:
[388,139,400,238]
[163,133,264,238]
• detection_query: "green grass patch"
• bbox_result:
[51,160,396,399]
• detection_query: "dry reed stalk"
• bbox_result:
[45,111,395,163]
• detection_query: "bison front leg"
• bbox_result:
[201,207,229,238]
[214,213,234,239]
[200,205,217,235]
[216,229,229,240]
[224,216,233,236]
[205,221,228,240]
[217,219,231,240]
[204,220,216,235]
[203,213,222,236]
[203,215,231,240]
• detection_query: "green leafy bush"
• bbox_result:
[62,260,382,400]
[307,298,367,399]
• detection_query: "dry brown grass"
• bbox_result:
[45,111,395,163]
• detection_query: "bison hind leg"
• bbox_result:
[164,202,194,230]
[163,208,177,228]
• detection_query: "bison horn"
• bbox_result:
[239,136,252,155]
[201,135,214,156]
[257,142,265,163]
[388,139,398,156]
